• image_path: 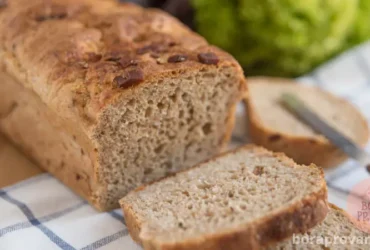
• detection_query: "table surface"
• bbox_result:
[0,134,44,188]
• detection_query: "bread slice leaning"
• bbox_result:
[268,204,370,250]
[120,145,328,250]
[245,77,369,168]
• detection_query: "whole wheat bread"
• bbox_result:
[245,77,369,168]
[268,204,370,250]
[120,145,328,250]
[0,0,245,211]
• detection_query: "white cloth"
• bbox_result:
[1,42,370,250]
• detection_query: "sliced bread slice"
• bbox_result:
[245,77,369,168]
[268,204,370,250]
[120,145,328,250]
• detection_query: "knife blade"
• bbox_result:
[280,93,370,173]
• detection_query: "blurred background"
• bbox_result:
[124,0,370,77]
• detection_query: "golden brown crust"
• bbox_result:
[122,203,144,244]
[0,71,98,205]
[120,145,329,250]
[0,0,242,126]
[244,77,370,169]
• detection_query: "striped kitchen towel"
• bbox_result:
[1,42,370,250]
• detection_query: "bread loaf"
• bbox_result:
[245,77,369,168]
[0,0,245,210]
[120,145,328,250]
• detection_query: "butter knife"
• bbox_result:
[280,93,370,173]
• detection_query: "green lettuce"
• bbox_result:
[193,0,369,76]
[347,0,370,46]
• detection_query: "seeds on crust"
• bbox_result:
[198,52,219,65]
[136,45,153,55]
[104,52,122,62]
[113,69,144,89]
[86,53,102,62]
[167,54,188,63]
[150,53,160,59]
[136,44,168,55]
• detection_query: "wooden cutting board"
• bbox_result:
[0,134,44,188]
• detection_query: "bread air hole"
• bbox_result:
[157,102,165,110]
[169,93,177,102]
[144,168,153,175]
[145,107,152,117]
[178,222,186,230]
[154,144,165,154]
[202,123,212,135]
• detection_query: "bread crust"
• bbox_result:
[0,0,246,211]
[120,145,329,250]
[244,77,370,169]
[0,71,98,204]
